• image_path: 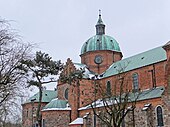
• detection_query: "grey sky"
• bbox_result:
[0,0,170,62]
[0,0,170,90]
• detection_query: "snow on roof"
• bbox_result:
[42,107,71,111]
[69,118,83,125]
[73,63,95,79]
[142,107,149,111]
[144,103,151,107]
[78,98,116,111]
[83,112,89,118]
[142,103,151,111]
[79,87,164,111]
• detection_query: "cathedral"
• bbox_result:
[22,12,170,127]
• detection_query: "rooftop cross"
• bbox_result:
[99,9,101,16]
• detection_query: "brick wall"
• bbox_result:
[58,82,80,121]
[68,81,80,121]
[76,61,166,109]
[79,79,96,108]
[22,102,47,127]
[78,97,170,127]
[80,50,122,74]
[54,50,168,127]
[100,61,166,92]
[41,110,71,127]
[57,83,69,100]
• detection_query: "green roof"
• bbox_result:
[102,46,167,78]
[81,35,121,55]
[129,86,165,101]
[42,98,71,111]
[79,86,165,111]
[24,90,57,104]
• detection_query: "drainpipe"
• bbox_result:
[148,64,156,88]
[153,64,156,88]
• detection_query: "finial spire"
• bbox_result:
[97,10,103,25]
[96,10,105,35]
[99,9,101,16]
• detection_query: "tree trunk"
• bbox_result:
[36,85,42,127]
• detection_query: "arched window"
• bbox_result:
[132,73,139,91]
[64,88,69,100]
[106,81,111,95]
[26,110,28,117]
[156,106,164,126]
[42,119,45,127]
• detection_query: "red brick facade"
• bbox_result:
[52,46,169,126]
[80,50,122,74]
[22,13,170,127]
[22,44,170,127]
[41,110,71,127]
[22,102,47,127]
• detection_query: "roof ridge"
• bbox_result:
[102,46,166,78]
[122,46,163,60]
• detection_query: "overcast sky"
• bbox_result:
[1,0,170,91]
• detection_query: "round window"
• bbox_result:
[94,55,103,64]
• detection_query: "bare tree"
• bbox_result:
[88,64,140,127]
[0,19,32,126]
[60,61,140,127]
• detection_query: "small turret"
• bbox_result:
[95,10,105,35]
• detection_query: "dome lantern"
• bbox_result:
[95,10,105,35]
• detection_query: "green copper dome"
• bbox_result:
[80,12,121,55]
[81,35,121,55]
